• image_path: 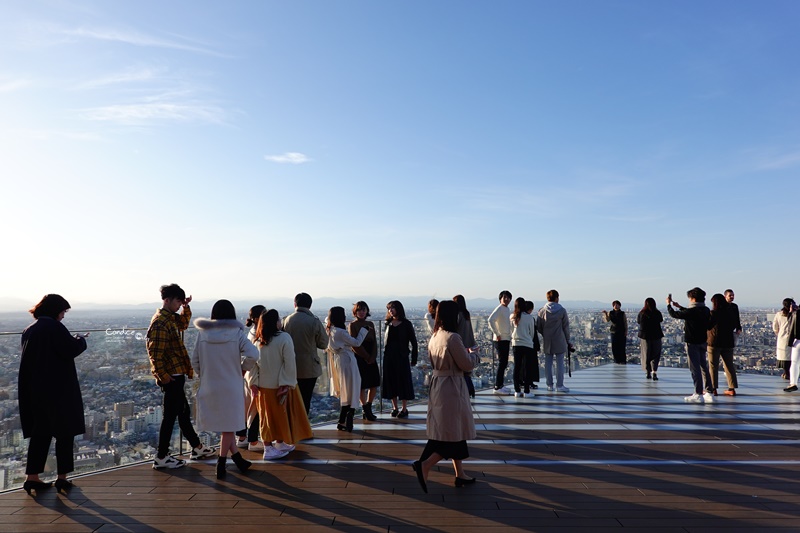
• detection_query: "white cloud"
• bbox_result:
[73,66,163,90]
[80,101,227,125]
[61,27,227,57]
[0,78,31,92]
[264,152,312,164]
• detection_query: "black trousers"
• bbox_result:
[236,413,260,443]
[297,377,317,415]
[26,434,74,475]
[611,334,627,364]
[494,340,511,389]
[158,375,200,458]
[513,345,537,392]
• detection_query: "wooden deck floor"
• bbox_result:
[3,364,800,532]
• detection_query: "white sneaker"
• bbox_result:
[523,392,535,398]
[703,392,714,403]
[493,387,512,395]
[556,386,570,393]
[684,393,703,403]
[547,385,554,392]
[262,445,290,460]
[190,445,216,460]
[273,441,296,453]
[248,441,265,452]
[153,455,186,469]
[236,439,249,448]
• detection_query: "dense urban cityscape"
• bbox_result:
[0,306,787,491]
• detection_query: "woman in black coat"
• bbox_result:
[637,298,664,380]
[19,294,88,495]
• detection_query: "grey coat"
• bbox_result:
[537,302,570,355]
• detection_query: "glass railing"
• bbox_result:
[0,308,782,491]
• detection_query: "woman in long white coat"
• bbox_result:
[191,300,258,479]
[412,300,477,493]
[326,306,368,432]
[774,298,796,379]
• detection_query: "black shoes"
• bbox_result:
[23,480,52,496]
[412,461,427,493]
[345,408,355,431]
[390,408,399,417]
[55,478,74,493]
[784,385,798,392]
[652,373,659,381]
[454,476,476,487]
[397,409,409,419]
[231,452,252,473]
[362,404,378,421]
[216,457,227,479]
[646,373,651,379]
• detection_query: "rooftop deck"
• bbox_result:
[2,364,800,532]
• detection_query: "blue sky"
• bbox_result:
[1,1,798,308]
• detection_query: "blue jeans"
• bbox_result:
[544,353,566,388]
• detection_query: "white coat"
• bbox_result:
[327,326,368,405]
[191,318,258,432]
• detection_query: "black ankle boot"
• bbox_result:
[362,403,378,421]
[345,407,355,432]
[337,405,349,431]
[216,456,227,479]
[231,452,252,473]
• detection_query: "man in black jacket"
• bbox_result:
[667,287,712,403]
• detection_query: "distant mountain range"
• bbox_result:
[0,296,772,315]
[0,295,640,314]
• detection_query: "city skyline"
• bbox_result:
[1,1,799,307]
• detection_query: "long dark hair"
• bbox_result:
[710,293,727,311]
[327,306,346,330]
[255,309,281,346]
[434,300,459,333]
[640,297,657,315]
[453,295,470,320]
[385,300,407,324]
[782,298,796,317]
[511,297,526,326]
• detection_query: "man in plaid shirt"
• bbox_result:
[147,283,215,469]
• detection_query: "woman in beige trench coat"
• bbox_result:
[412,300,477,492]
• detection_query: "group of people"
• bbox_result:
[19,284,796,493]
[665,288,742,402]
[485,289,573,396]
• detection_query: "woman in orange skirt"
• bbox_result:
[251,309,313,460]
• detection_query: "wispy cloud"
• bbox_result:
[0,78,32,92]
[757,150,800,170]
[61,27,227,57]
[264,152,312,164]
[80,100,228,125]
[73,66,163,90]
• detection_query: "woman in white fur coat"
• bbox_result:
[191,300,258,479]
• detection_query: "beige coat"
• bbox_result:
[426,331,476,442]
